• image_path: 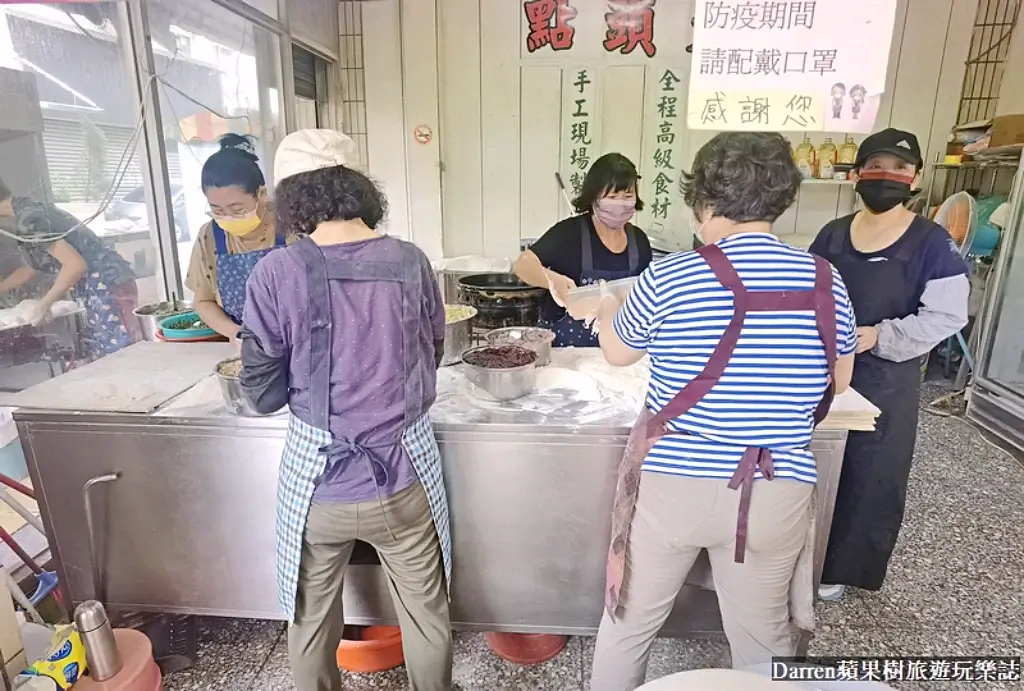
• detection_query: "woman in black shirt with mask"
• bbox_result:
[514,153,653,347]
[810,129,970,601]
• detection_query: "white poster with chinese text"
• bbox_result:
[687,0,898,132]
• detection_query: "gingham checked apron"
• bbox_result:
[604,244,837,630]
[275,237,451,621]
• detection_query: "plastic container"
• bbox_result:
[485,633,566,665]
[563,277,638,320]
[72,629,162,691]
[157,312,216,340]
[335,626,404,674]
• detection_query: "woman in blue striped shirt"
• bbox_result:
[588,132,858,689]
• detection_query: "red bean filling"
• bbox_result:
[463,345,537,369]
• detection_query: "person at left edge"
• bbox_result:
[237,129,452,691]
[185,134,294,340]
[0,178,141,359]
[514,153,653,347]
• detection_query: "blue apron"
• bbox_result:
[539,217,640,347]
[78,272,134,358]
[274,237,452,620]
[212,220,286,323]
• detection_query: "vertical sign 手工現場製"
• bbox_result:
[560,67,601,214]
[687,0,898,132]
[638,66,687,251]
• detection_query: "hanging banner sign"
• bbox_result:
[687,0,898,132]
[520,0,692,63]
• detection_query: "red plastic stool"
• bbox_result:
[485,633,567,665]
[74,629,162,691]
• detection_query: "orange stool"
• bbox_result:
[74,629,162,691]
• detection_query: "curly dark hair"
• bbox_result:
[681,132,802,224]
[275,165,388,235]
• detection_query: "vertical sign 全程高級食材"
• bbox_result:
[638,65,689,252]
[560,67,602,215]
[687,0,898,132]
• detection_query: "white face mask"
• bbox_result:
[691,216,708,245]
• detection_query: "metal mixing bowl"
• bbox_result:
[441,305,477,366]
[460,345,538,402]
[213,356,284,417]
[134,300,193,342]
[485,327,555,367]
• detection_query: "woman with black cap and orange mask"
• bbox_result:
[810,128,970,601]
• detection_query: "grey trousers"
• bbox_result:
[590,473,813,691]
[288,482,453,691]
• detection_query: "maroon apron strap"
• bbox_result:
[812,256,837,425]
[646,245,747,436]
[727,446,776,562]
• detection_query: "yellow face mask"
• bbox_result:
[215,211,262,237]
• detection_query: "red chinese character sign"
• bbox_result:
[523,0,578,53]
[520,0,690,63]
[687,0,898,132]
[603,0,658,58]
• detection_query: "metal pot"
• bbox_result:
[485,327,554,367]
[441,306,477,366]
[460,345,538,402]
[134,300,193,342]
[214,356,283,417]
[456,273,545,330]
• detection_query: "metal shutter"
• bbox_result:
[293,45,319,101]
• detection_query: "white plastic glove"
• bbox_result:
[24,301,51,327]
[546,270,575,308]
[583,280,614,335]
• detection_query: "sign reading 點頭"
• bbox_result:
[688,0,898,132]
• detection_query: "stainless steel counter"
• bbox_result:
[13,343,875,639]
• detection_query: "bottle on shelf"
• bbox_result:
[793,136,816,180]
[818,137,838,179]
[838,135,858,165]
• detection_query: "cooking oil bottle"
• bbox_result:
[839,135,858,165]
[818,137,838,179]
[793,136,816,179]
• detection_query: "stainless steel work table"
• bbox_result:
[8,342,877,640]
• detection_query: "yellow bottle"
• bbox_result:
[838,135,858,165]
[793,136,816,179]
[818,137,838,179]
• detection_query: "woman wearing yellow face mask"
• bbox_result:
[185,134,293,339]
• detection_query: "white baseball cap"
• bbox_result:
[273,129,364,184]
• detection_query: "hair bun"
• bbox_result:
[218,133,258,160]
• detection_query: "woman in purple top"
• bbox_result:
[238,130,453,691]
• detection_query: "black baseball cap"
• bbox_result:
[855,128,922,169]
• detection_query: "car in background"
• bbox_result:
[104,183,190,242]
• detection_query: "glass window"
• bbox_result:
[146,0,284,298]
[0,1,161,389]
[981,214,1024,396]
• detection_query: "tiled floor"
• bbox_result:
[164,385,1024,690]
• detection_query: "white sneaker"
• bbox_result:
[818,584,846,601]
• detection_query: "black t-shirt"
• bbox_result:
[528,213,652,321]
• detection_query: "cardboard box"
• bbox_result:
[989,114,1024,147]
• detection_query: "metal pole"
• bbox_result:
[118,0,182,300]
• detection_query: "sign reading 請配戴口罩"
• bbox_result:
[687,0,898,132]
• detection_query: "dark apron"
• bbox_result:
[291,237,426,491]
[819,222,928,590]
[604,243,837,617]
[539,217,640,348]
[212,220,286,323]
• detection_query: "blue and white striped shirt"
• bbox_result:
[614,232,857,485]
